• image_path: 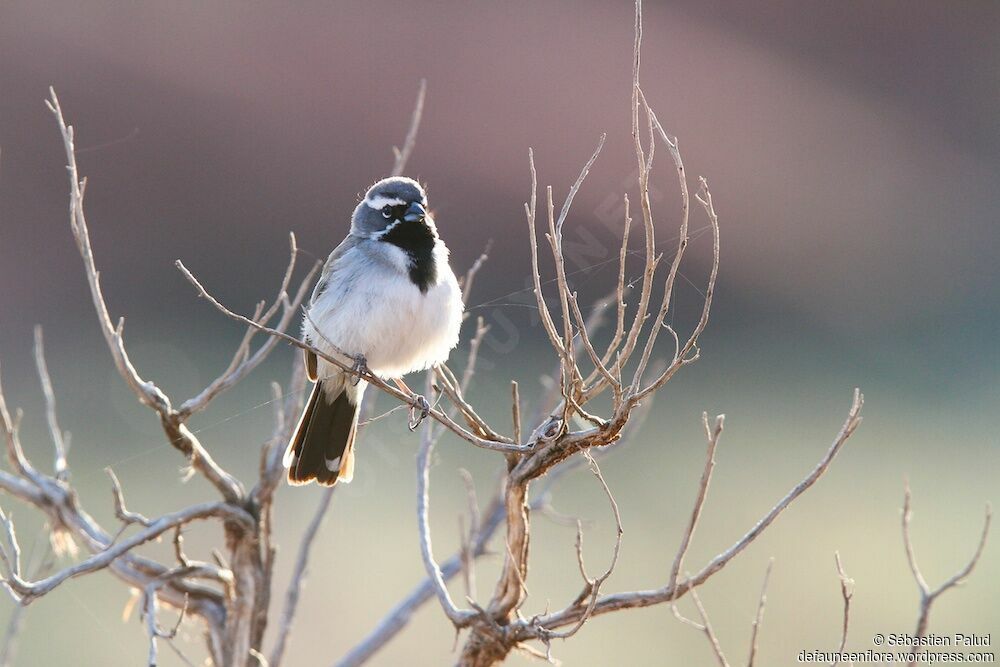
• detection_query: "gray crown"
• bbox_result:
[350,177,428,237]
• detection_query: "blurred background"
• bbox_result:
[1,1,998,664]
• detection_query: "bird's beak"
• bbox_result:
[403,202,426,223]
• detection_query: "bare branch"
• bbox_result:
[0,529,55,667]
[142,582,189,667]
[581,196,631,393]
[633,175,720,402]
[458,469,481,601]
[0,500,248,604]
[568,291,619,404]
[434,362,509,443]
[524,149,567,359]
[674,558,774,667]
[0,420,225,646]
[415,383,476,627]
[337,493,514,667]
[607,1,660,382]
[629,96,688,391]
[672,582,730,667]
[0,506,23,598]
[390,79,426,177]
[527,390,863,633]
[460,316,489,395]
[461,241,493,308]
[543,450,623,640]
[902,483,991,661]
[680,390,861,588]
[179,233,320,418]
[430,319,512,444]
[746,559,774,667]
[256,356,308,510]
[546,132,609,408]
[107,468,153,532]
[32,327,69,481]
[46,89,164,411]
[0,364,43,487]
[47,87,245,503]
[669,413,724,595]
[831,552,853,666]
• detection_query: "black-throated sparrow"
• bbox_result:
[284,177,464,486]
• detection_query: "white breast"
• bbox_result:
[304,241,463,378]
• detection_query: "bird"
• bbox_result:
[284,176,464,486]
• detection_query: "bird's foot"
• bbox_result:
[408,394,431,431]
[350,354,368,386]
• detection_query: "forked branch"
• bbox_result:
[901,482,991,663]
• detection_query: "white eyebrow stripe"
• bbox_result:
[366,195,406,210]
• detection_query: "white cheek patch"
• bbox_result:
[366,195,406,211]
[373,219,402,239]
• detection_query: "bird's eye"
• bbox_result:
[381,205,393,219]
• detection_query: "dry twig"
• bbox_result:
[832,552,853,667]
[901,482,991,665]
[746,559,774,667]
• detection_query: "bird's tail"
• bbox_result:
[284,379,360,486]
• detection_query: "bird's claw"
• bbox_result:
[351,355,368,386]
[408,394,431,431]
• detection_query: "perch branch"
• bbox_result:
[176,261,529,454]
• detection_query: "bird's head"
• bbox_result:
[351,176,432,238]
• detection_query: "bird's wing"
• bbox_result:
[309,234,361,305]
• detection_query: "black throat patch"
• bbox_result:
[381,221,438,293]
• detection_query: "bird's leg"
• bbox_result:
[350,354,368,386]
[394,377,431,430]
